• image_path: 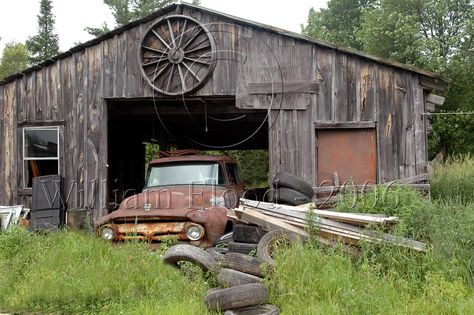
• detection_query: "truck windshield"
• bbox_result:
[146,162,225,187]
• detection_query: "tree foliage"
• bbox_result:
[26,0,59,64]
[86,0,173,37]
[0,42,29,80]
[302,0,474,157]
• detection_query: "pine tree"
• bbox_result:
[26,0,60,64]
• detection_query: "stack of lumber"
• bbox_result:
[231,199,427,255]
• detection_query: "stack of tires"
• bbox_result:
[163,242,280,314]
[272,172,314,206]
[227,224,267,255]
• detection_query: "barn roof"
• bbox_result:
[0,2,449,88]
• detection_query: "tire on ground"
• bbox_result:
[224,304,280,315]
[223,252,266,277]
[274,187,311,206]
[217,268,263,288]
[273,172,314,199]
[232,224,267,244]
[205,247,226,262]
[257,229,303,265]
[228,240,258,255]
[163,244,218,272]
[204,283,269,311]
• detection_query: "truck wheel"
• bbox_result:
[204,283,269,311]
[273,172,314,199]
[224,304,280,315]
[217,268,263,288]
[163,244,218,272]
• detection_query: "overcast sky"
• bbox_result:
[0,0,327,56]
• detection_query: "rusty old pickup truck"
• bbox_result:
[95,151,244,247]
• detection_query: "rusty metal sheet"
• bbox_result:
[316,129,377,186]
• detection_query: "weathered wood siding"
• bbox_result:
[0,5,432,214]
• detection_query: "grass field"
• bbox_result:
[1,156,474,314]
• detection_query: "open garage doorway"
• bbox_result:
[106,97,269,210]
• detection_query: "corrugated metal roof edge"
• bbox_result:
[0,2,450,87]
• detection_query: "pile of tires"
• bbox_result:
[272,172,314,206]
[227,223,267,255]
[163,243,281,314]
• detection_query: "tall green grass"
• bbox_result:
[0,229,212,314]
[431,154,474,204]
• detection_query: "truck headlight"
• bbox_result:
[100,226,115,241]
[185,223,204,241]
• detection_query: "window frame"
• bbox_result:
[22,126,60,188]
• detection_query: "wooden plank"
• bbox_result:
[236,207,361,256]
[334,54,347,122]
[247,81,319,95]
[419,75,448,92]
[0,85,4,203]
[314,121,375,129]
[359,61,376,121]
[393,70,405,179]
[241,203,426,252]
[75,51,87,210]
[315,48,334,121]
[48,61,61,120]
[346,55,357,121]
[26,74,35,121]
[414,86,427,174]
[426,93,445,106]
[3,82,16,205]
[34,69,45,120]
[425,102,436,112]
[17,120,66,127]
[403,73,416,177]
[312,182,430,194]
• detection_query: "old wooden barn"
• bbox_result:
[0,3,448,219]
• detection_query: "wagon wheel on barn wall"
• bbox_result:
[139,15,217,96]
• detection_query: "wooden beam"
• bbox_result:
[425,102,436,113]
[314,121,376,129]
[419,76,448,92]
[247,81,319,95]
[18,120,66,127]
[426,93,445,106]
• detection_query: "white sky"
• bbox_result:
[0,0,327,56]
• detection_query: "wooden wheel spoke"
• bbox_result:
[185,44,211,55]
[182,61,202,83]
[178,19,187,47]
[165,64,175,91]
[184,56,210,66]
[142,45,167,55]
[151,29,171,49]
[152,63,170,82]
[186,37,208,52]
[177,64,187,91]
[167,19,177,47]
[181,27,203,50]
[142,57,167,67]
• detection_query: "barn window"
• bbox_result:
[23,127,60,188]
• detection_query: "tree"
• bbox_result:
[0,42,30,80]
[301,0,375,50]
[86,0,173,37]
[26,0,59,64]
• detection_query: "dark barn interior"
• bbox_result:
[107,97,268,204]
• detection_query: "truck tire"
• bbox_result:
[274,187,311,206]
[204,283,269,311]
[223,252,266,277]
[233,224,267,244]
[205,247,226,262]
[224,304,280,315]
[217,268,263,288]
[163,244,217,272]
[257,229,303,266]
[273,172,314,199]
[228,240,258,255]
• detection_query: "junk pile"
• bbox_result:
[0,206,29,231]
